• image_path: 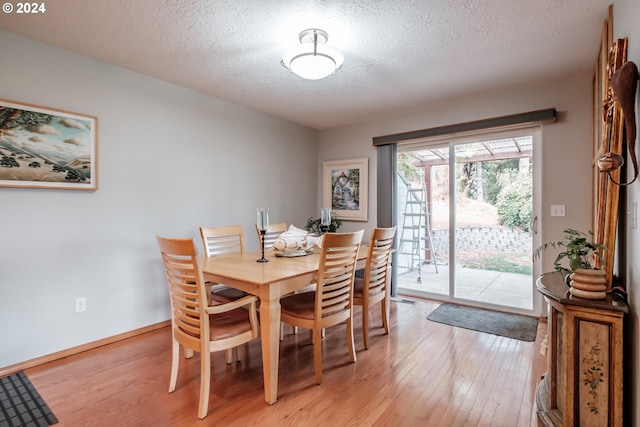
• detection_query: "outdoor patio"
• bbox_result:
[396,263,533,311]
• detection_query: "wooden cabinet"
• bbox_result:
[536,272,627,426]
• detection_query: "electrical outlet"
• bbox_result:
[75,297,86,313]
[550,205,565,217]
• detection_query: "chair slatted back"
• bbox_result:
[316,231,363,320]
[156,236,206,347]
[257,222,287,249]
[200,225,245,257]
[363,227,396,298]
[157,235,260,419]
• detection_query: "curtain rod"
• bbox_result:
[372,108,557,146]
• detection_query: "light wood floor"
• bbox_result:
[25,298,547,426]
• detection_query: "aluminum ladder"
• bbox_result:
[398,184,438,282]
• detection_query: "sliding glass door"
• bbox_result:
[396,127,540,314]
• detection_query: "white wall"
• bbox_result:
[614,0,640,424]
[0,31,318,367]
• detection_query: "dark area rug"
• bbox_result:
[427,303,538,342]
[0,371,58,427]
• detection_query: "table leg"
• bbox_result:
[259,296,281,405]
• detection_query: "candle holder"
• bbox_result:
[320,207,331,235]
[257,208,269,263]
[257,229,269,262]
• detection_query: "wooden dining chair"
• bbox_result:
[156,236,259,419]
[253,221,304,338]
[256,222,287,249]
[280,230,364,384]
[199,225,251,363]
[199,225,248,303]
[353,227,396,349]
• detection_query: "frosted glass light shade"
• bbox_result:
[289,52,336,80]
[282,29,344,80]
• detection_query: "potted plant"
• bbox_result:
[533,228,606,272]
[304,216,342,234]
[533,228,607,298]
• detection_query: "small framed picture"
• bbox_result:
[322,158,368,221]
[0,98,98,190]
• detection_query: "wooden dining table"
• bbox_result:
[200,245,369,405]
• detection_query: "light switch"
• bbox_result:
[551,205,565,217]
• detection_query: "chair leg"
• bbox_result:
[313,328,324,385]
[185,348,194,359]
[198,350,211,419]
[347,317,357,363]
[237,343,246,362]
[281,323,298,340]
[225,348,234,364]
[381,299,390,335]
[169,339,180,393]
[362,305,370,350]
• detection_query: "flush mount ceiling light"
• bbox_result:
[282,28,344,80]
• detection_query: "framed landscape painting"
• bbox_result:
[322,158,368,221]
[0,98,98,190]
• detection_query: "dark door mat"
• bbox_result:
[0,371,58,426]
[427,303,538,342]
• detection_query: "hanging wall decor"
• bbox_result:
[606,60,639,185]
[322,158,368,221]
[593,31,628,287]
[0,98,98,190]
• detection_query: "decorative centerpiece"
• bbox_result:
[533,228,607,299]
[272,225,322,256]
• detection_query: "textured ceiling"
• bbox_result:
[0,0,612,129]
